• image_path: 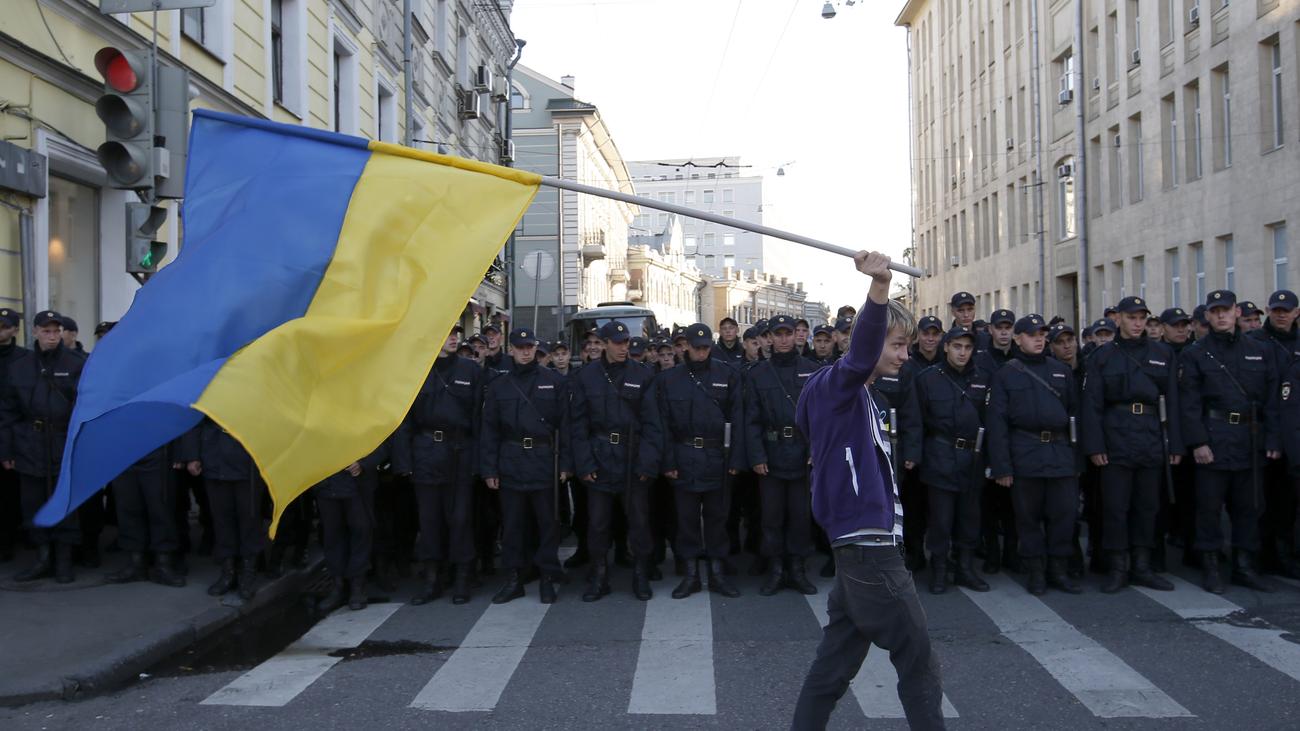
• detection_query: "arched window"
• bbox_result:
[510,82,529,111]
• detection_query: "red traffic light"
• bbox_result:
[94,47,141,93]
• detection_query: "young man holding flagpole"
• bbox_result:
[791,251,945,731]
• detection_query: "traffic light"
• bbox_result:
[153,66,190,200]
[126,202,167,274]
[94,47,154,190]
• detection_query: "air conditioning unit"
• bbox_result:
[949,256,961,268]
[1092,77,1102,92]
[1059,88,1074,104]
[474,65,493,92]
[1057,162,1074,178]
[1006,137,1015,150]
[499,138,515,164]
[1131,48,1142,67]
[491,74,509,101]
[1189,5,1200,26]
[458,87,483,119]
[1113,134,1122,147]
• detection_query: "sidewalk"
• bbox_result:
[0,545,321,706]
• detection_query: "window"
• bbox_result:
[724,254,735,269]
[702,189,715,204]
[271,0,284,104]
[1128,115,1145,202]
[182,5,224,57]
[182,7,207,45]
[1220,235,1235,290]
[1056,158,1076,241]
[1192,242,1205,303]
[722,188,734,203]
[1265,37,1284,151]
[47,175,100,336]
[1168,247,1182,308]
[510,83,527,110]
[723,233,735,247]
[331,32,358,134]
[704,254,716,269]
[1186,83,1202,180]
[722,210,734,218]
[456,26,470,87]
[685,236,697,253]
[1134,255,1147,298]
[703,232,715,247]
[658,192,676,204]
[1212,66,1232,169]
[432,0,449,57]
[376,78,397,142]
[1109,125,1123,210]
[1162,94,1178,189]
[1274,223,1289,289]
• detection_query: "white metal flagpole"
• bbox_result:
[538,176,926,279]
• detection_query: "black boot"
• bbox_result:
[672,559,701,599]
[538,574,557,604]
[452,563,473,605]
[492,570,525,604]
[208,558,236,596]
[1202,551,1224,594]
[759,559,786,596]
[317,577,346,613]
[1101,552,1129,594]
[1002,539,1023,573]
[1231,550,1273,592]
[647,561,663,581]
[954,550,989,592]
[563,546,589,569]
[1130,548,1174,591]
[582,560,611,602]
[632,559,653,601]
[707,559,740,598]
[410,561,442,605]
[614,543,632,569]
[982,536,1001,574]
[1047,557,1083,594]
[80,543,101,569]
[237,556,259,601]
[348,578,368,610]
[1026,557,1047,596]
[54,544,75,584]
[106,552,149,584]
[787,557,817,595]
[14,545,53,583]
[928,556,948,595]
[150,552,187,587]
[264,543,286,578]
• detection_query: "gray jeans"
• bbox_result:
[792,544,945,730]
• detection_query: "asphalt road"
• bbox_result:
[7,553,1300,730]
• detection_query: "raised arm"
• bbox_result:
[827,251,894,395]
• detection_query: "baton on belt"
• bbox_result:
[1158,395,1176,505]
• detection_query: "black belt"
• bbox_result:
[1015,428,1069,444]
[1108,402,1156,416]
[604,431,634,445]
[420,427,466,442]
[30,420,67,433]
[679,437,723,449]
[764,426,800,442]
[835,534,904,548]
[1207,408,1253,425]
[513,436,553,449]
[932,434,977,451]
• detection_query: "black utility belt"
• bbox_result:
[932,434,978,451]
[1015,428,1069,444]
[1206,408,1254,425]
[598,431,634,446]
[678,437,723,449]
[30,420,68,433]
[764,426,801,442]
[1108,402,1156,416]
[420,427,467,442]
[510,436,553,449]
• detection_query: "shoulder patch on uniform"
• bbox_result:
[625,382,641,388]
[880,376,899,382]
[537,384,555,390]
[797,372,811,378]
[1051,372,1066,378]
[1148,360,1166,367]
[1245,355,1263,361]
[454,380,472,386]
[712,382,728,388]
[54,371,69,377]
[971,383,987,389]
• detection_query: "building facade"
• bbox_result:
[897,0,1300,325]
[0,0,517,346]
[510,65,637,339]
[701,268,809,331]
[627,213,704,329]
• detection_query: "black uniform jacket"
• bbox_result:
[569,356,653,493]
[742,350,818,480]
[1178,328,1280,471]
[392,354,481,485]
[314,440,390,499]
[1079,335,1183,468]
[987,351,1078,480]
[641,358,745,492]
[178,417,259,482]
[479,360,571,491]
[0,343,83,477]
[900,360,992,493]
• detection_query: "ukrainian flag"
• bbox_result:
[36,110,539,535]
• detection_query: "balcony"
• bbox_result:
[580,230,606,262]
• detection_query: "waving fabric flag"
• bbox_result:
[36,109,540,535]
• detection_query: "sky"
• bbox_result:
[510,0,913,312]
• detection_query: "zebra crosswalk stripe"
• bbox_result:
[627,591,716,715]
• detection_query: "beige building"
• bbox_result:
[0,0,518,345]
[701,268,809,331]
[897,0,1299,325]
[627,213,704,329]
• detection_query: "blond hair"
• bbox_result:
[886,299,917,340]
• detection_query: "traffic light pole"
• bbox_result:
[131,6,161,286]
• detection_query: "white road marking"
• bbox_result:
[627,591,716,715]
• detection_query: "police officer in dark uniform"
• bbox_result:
[629,336,649,365]
[642,323,745,599]
[480,327,571,604]
[742,314,819,596]
[1158,307,1197,564]
[1080,296,1180,593]
[0,308,25,564]
[712,317,745,365]
[394,327,482,605]
[976,309,1016,373]
[901,325,992,594]
[481,322,506,371]
[1180,290,1282,593]
[987,314,1081,595]
[3,311,84,583]
[1280,344,1300,555]
[810,324,837,367]
[1249,290,1299,576]
[104,446,186,587]
[569,320,655,601]
[979,311,1022,576]
[314,441,388,612]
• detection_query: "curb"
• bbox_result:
[0,555,324,707]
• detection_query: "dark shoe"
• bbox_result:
[954,550,989,592]
[707,559,740,598]
[1047,557,1082,594]
[1068,540,1086,578]
[237,557,259,601]
[452,563,473,605]
[106,552,149,584]
[1231,551,1273,593]
[150,552,187,588]
[787,557,817,595]
[632,559,653,601]
[1026,557,1047,596]
[208,558,237,596]
[1101,552,1129,594]
[819,556,835,577]
[317,577,346,613]
[492,570,525,604]
[14,545,52,582]
[647,562,663,582]
[410,561,442,605]
[749,556,770,577]
[54,544,75,584]
[928,557,948,595]
[563,547,589,569]
[672,559,702,599]
[1203,552,1224,594]
[1130,548,1174,591]
[348,579,368,610]
[538,574,557,604]
[759,560,786,596]
[582,560,611,602]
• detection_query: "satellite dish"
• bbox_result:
[520,249,556,280]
